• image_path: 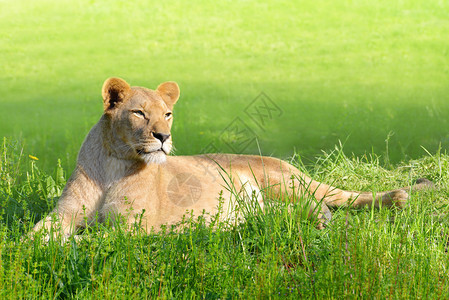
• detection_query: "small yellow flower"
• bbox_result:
[29,155,39,161]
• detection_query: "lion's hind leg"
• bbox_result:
[252,163,333,229]
[344,177,435,209]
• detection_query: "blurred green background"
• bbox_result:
[1,0,448,172]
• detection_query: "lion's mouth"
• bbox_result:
[136,147,169,164]
[136,148,167,156]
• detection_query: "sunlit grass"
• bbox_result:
[1,138,449,298]
[1,0,449,297]
[1,0,449,172]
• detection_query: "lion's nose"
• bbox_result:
[152,132,170,143]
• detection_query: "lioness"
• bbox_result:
[33,78,431,236]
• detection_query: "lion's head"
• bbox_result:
[101,77,180,164]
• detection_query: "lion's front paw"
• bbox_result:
[30,216,73,244]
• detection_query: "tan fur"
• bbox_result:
[33,78,432,236]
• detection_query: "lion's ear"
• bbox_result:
[157,81,180,108]
[102,77,131,111]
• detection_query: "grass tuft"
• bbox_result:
[1,138,449,298]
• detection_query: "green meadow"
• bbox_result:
[1,0,449,298]
[1,0,449,171]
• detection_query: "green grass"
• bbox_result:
[1,0,449,172]
[1,138,449,298]
[2,0,449,298]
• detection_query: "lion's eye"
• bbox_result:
[165,112,172,120]
[133,110,145,118]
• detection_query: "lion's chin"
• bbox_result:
[141,150,167,165]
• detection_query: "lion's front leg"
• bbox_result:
[32,166,104,239]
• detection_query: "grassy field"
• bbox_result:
[1,0,449,172]
[1,140,449,298]
[2,0,449,298]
